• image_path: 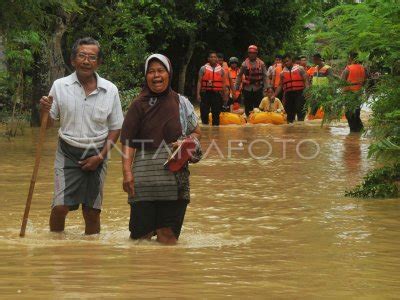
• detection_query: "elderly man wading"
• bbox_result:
[40,37,124,234]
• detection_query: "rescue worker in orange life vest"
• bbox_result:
[228,56,241,100]
[341,52,367,132]
[310,53,333,85]
[275,53,309,123]
[197,50,227,126]
[267,54,284,100]
[222,57,243,113]
[234,45,268,117]
[308,53,333,115]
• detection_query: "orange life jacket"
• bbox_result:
[243,58,264,86]
[229,67,239,83]
[272,63,283,88]
[307,66,316,77]
[345,64,366,92]
[229,67,242,98]
[282,65,305,92]
[201,63,224,92]
[223,64,230,86]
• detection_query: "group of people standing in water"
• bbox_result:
[37,36,367,245]
[197,45,367,132]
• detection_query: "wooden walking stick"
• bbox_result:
[20,100,50,237]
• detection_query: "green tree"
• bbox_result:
[167,0,302,95]
[66,0,304,97]
[1,0,329,127]
[0,0,80,126]
[304,0,400,198]
[2,31,41,137]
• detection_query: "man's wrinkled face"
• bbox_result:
[71,44,100,77]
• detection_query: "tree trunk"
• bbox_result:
[49,16,68,83]
[178,35,195,95]
[31,15,70,127]
[0,37,5,71]
[31,50,50,127]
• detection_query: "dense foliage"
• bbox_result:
[303,0,400,198]
[0,0,305,127]
[0,0,80,126]
[345,163,400,198]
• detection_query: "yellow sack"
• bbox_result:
[209,112,246,125]
[248,112,286,125]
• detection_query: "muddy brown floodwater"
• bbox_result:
[0,121,399,299]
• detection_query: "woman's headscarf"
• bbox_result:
[139,53,174,99]
[120,54,182,149]
[145,54,171,74]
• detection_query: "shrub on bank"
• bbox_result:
[346,164,400,198]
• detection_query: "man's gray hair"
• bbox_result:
[71,37,103,61]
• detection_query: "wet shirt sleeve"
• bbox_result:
[186,109,198,135]
[198,66,205,79]
[48,82,59,120]
[179,95,198,136]
[267,65,273,78]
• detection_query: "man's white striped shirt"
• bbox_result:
[49,72,124,149]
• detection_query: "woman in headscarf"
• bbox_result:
[121,54,201,245]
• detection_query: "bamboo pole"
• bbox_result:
[19,108,49,237]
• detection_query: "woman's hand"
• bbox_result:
[123,171,135,197]
[121,145,135,196]
[171,139,183,150]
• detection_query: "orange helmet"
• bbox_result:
[248,45,258,53]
